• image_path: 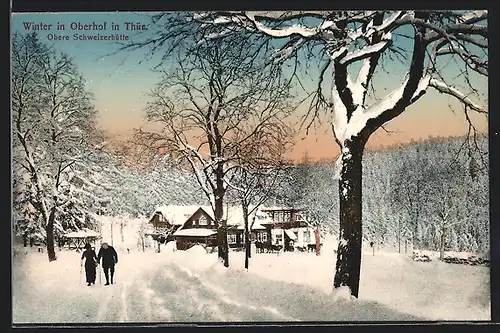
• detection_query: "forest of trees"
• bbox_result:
[13,111,489,258]
[274,136,489,254]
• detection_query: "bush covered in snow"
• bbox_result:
[442,254,489,267]
[412,250,432,262]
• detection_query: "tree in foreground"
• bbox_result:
[124,28,294,267]
[12,32,99,261]
[181,10,488,297]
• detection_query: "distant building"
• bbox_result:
[147,205,200,242]
[259,206,317,252]
[173,206,268,251]
[148,205,317,253]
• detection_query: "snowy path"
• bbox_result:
[12,244,490,323]
[11,249,424,323]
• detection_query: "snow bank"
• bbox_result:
[12,234,490,323]
[160,260,420,321]
[186,244,208,255]
[332,286,355,301]
[411,250,490,266]
[171,245,219,274]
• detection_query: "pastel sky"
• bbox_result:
[11,12,488,161]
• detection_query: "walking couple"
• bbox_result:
[81,242,118,286]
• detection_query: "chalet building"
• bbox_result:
[148,205,201,242]
[259,206,317,251]
[173,206,217,250]
[149,205,316,252]
[173,206,268,251]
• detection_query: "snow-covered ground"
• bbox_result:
[12,233,490,323]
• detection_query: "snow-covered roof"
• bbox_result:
[150,205,210,225]
[233,220,267,230]
[260,206,308,212]
[64,229,100,238]
[153,204,273,230]
[173,228,217,237]
[224,206,274,229]
[285,229,297,240]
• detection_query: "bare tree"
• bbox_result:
[12,32,98,261]
[126,32,294,267]
[181,10,488,297]
[228,163,288,269]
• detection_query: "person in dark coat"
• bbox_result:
[97,242,118,286]
[81,243,98,286]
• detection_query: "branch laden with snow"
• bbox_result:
[428,78,487,113]
[188,10,487,152]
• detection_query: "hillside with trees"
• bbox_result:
[274,136,489,254]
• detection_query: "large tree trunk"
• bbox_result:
[333,136,366,298]
[214,187,229,267]
[243,204,250,269]
[439,222,446,261]
[413,222,419,250]
[46,208,57,262]
[314,228,321,256]
[249,215,256,259]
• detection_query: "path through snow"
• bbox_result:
[12,242,490,323]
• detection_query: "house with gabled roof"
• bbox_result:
[172,205,269,251]
[147,205,203,243]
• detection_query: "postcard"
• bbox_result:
[11,10,489,324]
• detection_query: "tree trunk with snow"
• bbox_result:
[333,137,366,298]
[214,166,229,266]
[243,203,250,269]
[46,208,57,262]
[314,228,321,256]
[249,215,257,259]
[439,222,446,261]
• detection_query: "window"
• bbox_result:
[257,232,268,242]
[228,234,237,244]
[304,231,311,243]
[275,234,283,245]
[284,212,291,222]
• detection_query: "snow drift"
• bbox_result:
[12,232,490,323]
